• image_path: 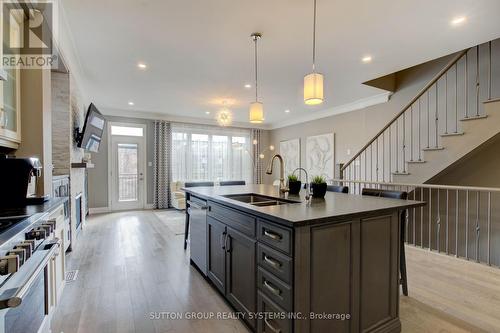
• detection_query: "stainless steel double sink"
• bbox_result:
[222,193,300,207]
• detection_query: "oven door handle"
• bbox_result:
[0,238,61,310]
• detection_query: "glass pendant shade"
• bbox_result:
[249,102,264,123]
[304,72,324,105]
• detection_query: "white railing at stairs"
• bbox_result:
[341,41,497,183]
[331,179,500,268]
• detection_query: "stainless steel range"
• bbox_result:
[0,205,64,333]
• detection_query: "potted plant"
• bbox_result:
[287,174,302,195]
[311,175,327,198]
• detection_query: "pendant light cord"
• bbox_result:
[312,0,317,72]
[254,35,259,102]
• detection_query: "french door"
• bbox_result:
[109,124,146,211]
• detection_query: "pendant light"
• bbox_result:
[249,33,264,123]
[304,0,324,105]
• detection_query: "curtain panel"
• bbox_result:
[153,121,172,209]
[251,129,263,184]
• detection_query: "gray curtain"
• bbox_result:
[153,121,172,209]
[252,129,263,184]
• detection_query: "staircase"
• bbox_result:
[341,40,500,185]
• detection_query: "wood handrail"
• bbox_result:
[341,48,471,172]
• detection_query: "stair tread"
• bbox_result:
[423,147,445,151]
[407,160,426,163]
[392,171,410,175]
[441,132,464,137]
[460,115,488,121]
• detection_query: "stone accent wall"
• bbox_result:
[51,72,71,175]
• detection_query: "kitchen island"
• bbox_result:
[184,185,425,333]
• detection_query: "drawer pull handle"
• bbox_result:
[263,229,282,241]
[263,255,282,269]
[263,280,281,296]
[264,318,281,333]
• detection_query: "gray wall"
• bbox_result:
[267,54,455,183]
[87,116,155,208]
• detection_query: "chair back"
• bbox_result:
[326,185,349,194]
[184,181,215,188]
[361,188,407,200]
[219,180,246,186]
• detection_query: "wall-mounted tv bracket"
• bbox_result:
[74,127,83,144]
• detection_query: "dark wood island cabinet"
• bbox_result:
[184,185,425,333]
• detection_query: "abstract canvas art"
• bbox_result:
[306,133,334,180]
[279,138,300,178]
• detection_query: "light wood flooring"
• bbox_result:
[51,210,500,333]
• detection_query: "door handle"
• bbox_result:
[225,234,231,253]
[221,232,227,250]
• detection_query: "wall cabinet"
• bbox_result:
[0,9,22,149]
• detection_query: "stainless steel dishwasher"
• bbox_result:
[187,197,208,275]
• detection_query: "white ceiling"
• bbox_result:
[61,0,500,129]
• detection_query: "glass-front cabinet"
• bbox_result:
[0,6,22,148]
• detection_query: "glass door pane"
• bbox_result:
[117,143,138,202]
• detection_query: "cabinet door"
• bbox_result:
[207,217,226,294]
[226,226,257,329]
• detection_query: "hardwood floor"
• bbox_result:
[51,210,500,333]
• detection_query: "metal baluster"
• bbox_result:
[435,83,439,147]
[429,188,432,250]
[403,112,406,173]
[389,126,392,178]
[475,192,480,263]
[465,190,469,260]
[487,192,491,266]
[465,50,468,118]
[455,63,458,133]
[410,105,414,161]
[476,46,480,117]
[396,120,399,172]
[445,72,448,134]
[376,138,379,182]
[419,98,422,161]
[413,188,416,245]
[456,189,459,257]
[427,92,430,148]
[370,144,373,182]
[489,41,492,100]
[421,188,424,248]
[437,189,441,252]
[382,132,385,182]
[446,189,449,254]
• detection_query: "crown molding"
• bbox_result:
[268,92,392,130]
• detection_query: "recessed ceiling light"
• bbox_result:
[137,62,147,69]
[451,16,466,26]
[244,84,252,89]
[362,56,372,63]
[285,109,290,113]
[205,111,210,115]
[128,101,134,106]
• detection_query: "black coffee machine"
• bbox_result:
[0,155,44,206]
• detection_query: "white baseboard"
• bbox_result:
[89,207,110,214]
[145,203,155,209]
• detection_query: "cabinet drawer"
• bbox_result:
[208,201,256,237]
[257,291,292,333]
[257,267,292,311]
[257,243,292,284]
[189,195,207,208]
[257,220,292,255]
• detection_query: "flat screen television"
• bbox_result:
[76,103,106,152]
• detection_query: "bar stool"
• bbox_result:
[184,182,214,250]
[361,188,409,296]
[326,185,349,193]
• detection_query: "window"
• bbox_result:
[111,125,144,137]
[171,124,252,183]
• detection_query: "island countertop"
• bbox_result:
[183,184,425,227]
